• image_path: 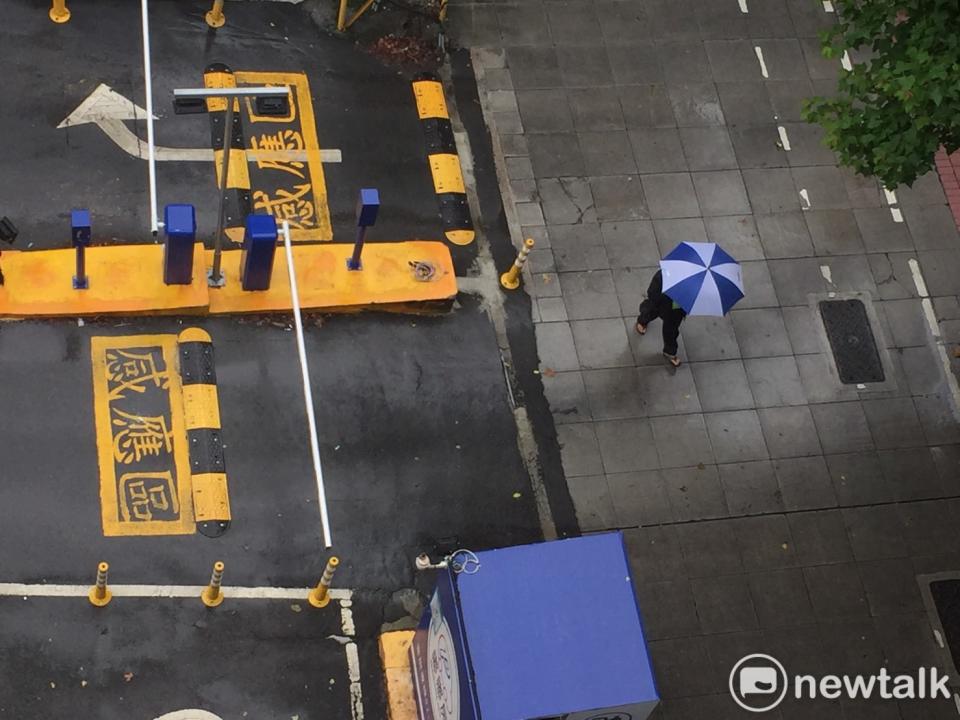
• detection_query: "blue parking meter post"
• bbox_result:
[71,209,91,290]
[240,214,279,291]
[347,188,379,271]
[163,204,197,285]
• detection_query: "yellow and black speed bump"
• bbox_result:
[178,328,231,538]
[412,72,475,246]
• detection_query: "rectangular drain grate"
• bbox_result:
[819,299,885,384]
[930,579,960,674]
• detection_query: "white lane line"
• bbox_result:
[909,258,960,421]
[777,125,792,151]
[346,641,365,720]
[823,1,835,12]
[738,0,749,12]
[141,0,158,234]
[799,188,811,209]
[883,186,905,223]
[841,50,853,71]
[282,220,333,549]
[754,46,769,78]
[0,583,352,600]
[884,187,899,206]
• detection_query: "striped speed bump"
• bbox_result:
[412,73,475,246]
[178,328,231,538]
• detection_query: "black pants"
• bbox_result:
[637,299,683,356]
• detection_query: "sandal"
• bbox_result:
[635,322,647,335]
[664,353,681,368]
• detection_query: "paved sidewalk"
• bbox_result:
[452,0,960,717]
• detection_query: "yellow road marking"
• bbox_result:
[91,335,194,536]
[191,472,231,521]
[413,81,448,120]
[213,148,252,191]
[429,153,466,194]
[181,383,222,430]
[445,229,476,245]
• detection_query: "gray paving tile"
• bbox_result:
[549,223,608,271]
[759,405,822,458]
[899,499,960,557]
[842,505,909,561]
[811,402,874,454]
[505,50,561,89]
[618,84,675,128]
[595,0,653,44]
[537,296,567,322]
[505,155,534,180]
[595,417,660,472]
[534,321,580,372]
[638,364,702,415]
[878,447,943,501]
[482,68,514,93]
[787,510,854,565]
[692,169,751,216]
[545,1,602,44]
[716,82,774,126]
[628,127,688,173]
[542,369,590,424]
[744,356,806,407]
[608,469,674,526]
[900,345,945,395]
[613,265,654,316]
[491,109,523,133]
[624,525,684,584]
[878,298,927,348]
[821,254,878,295]
[696,2,749,40]
[742,167,801,213]
[509,178,538,203]
[625,315,693,367]
[692,575,759,634]
[567,474,617,530]
[678,127,738,172]
[676,519,743,577]
[582,367,647,419]
[600,220,660,267]
[570,317,633,369]
[774,455,836,511]
[703,40,761,81]
[729,124,788,169]
[781,305,821,354]
[767,257,827,305]
[515,201,545,227]
[538,177,596,225]
[854,207,915,253]
[861,397,925,450]
[749,569,815,629]
[915,394,960,445]
[904,204,960,250]
[645,0,701,39]
[757,38,807,80]
[557,423,604,477]
[653,217,708,253]
[860,558,924,617]
[867,251,919,300]
[733,514,797,570]
[651,413,715,469]
[497,4,551,45]
[731,308,793,358]
[765,76,815,122]
[825,451,895,506]
[737,259,780,309]
[799,36,838,79]
[786,0,835,36]
[589,175,649,222]
[719,460,783,515]
[804,208,865,255]
[668,83,725,127]
[705,409,769,463]
[580,130,638,175]
[606,43,663,85]
[528,133,585,177]
[796,352,859,404]
[691,359,754,411]
[818,620,885,679]
[557,45,614,86]
[681,315,741,361]
[447,5,501,47]
[702,214,764,260]
[527,271,563,298]
[745,0,796,38]
[659,40,712,86]
[803,563,869,621]
[635,579,700,640]
[664,465,730,521]
[516,89,572,133]
[894,171,947,206]
[781,121,836,166]
[559,269,622,319]
[641,172,701,218]
[839,167,883,209]
[647,636,716,699]
[917,249,960,295]
[791,165,851,210]
[566,87,625,132]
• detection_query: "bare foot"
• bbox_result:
[635,322,647,335]
[664,353,681,367]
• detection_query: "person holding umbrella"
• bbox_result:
[636,241,745,368]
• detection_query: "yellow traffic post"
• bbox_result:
[438,0,449,22]
[500,238,535,290]
[88,562,112,607]
[49,0,71,23]
[308,556,340,608]
[205,0,226,28]
[201,561,225,608]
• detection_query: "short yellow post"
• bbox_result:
[205,0,226,28]
[308,556,340,608]
[201,561,225,608]
[88,562,112,607]
[438,0,449,22]
[49,0,71,23]
[500,238,535,290]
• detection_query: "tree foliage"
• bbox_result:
[802,0,960,188]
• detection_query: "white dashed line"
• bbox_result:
[754,46,769,78]
[738,0,749,12]
[841,50,853,71]
[777,125,792,151]
[909,258,960,420]
[799,188,811,209]
[823,1,835,12]
[883,187,905,223]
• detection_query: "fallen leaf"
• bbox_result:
[542,367,557,378]
[290,604,302,613]
[81,681,88,688]
[123,672,133,683]
[512,492,522,499]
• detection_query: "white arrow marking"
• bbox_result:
[58,83,341,163]
[154,712,224,720]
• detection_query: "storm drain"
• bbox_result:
[928,579,960,678]
[819,299,885,384]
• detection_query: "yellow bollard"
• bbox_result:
[88,562,112,607]
[500,238,535,290]
[49,0,71,23]
[308,556,340,608]
[205,0,226,28]
[201,561,225,608]
[438,0,448,22]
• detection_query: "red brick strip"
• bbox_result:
[935,147,960,229]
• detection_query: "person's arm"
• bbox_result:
[646,270,662,300]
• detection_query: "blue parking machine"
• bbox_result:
[411,532,659,720]
[163,204,196,285]
[240,214,278,291]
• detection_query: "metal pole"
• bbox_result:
[348,225,366,270]
[73,245,88,290]
[282,221,333,548]
[205,0,226,28]
[141,0,159,234]
[210,99,233,287]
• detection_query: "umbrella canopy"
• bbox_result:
[659,242,744,316]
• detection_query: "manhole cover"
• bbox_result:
[931,580,960,673]
[819,299,885,384]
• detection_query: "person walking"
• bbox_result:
[635,269,686,367]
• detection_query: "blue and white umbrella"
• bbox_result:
[659,242,744,316]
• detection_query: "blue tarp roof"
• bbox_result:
[455,532,658,719]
